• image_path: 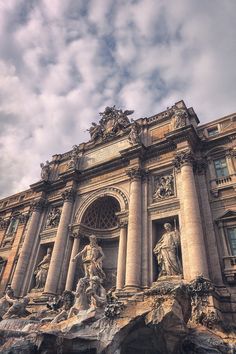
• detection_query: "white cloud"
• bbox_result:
[0,0,236,197]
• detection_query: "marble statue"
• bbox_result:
[2,296,30,319]
[128,121,141,145]
[87,106,134,143]
[153,175,174,199]
[87,122,103,141]
[68,277,89,318]
[40,160,50,181]
[46,208,61,228]
[172,106,188,129]
[72,235,106,280]
[86,276,107,311]
[153,223,182,278]
[68,145,80,169]
[0,286,15,320]
[51,291,75,323]
[34,248,52,289]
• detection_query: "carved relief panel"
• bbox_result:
[45,207,62,229]
[153,172,175,202]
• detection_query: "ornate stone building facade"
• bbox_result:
[0,101,236,352]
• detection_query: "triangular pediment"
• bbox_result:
[216,210,236,221]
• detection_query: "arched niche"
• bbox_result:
[73,192,126,290]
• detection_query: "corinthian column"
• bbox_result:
[65,232,80,291]
[174,151,209,279]
[44,188,75,294]
[11,199,45,296]
[125,168,142,290]
[116,221,127,290]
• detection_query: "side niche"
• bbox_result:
[153,172,175,201]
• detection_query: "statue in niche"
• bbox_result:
[0,286,15,320]
[153,223,182,278]
[34,248,52,289]
[171,106,188,129]
[40,160,51,181]
[46,208,61,228]
[153,175,174,199]
[72,235,106,280]
[128,120,142,145]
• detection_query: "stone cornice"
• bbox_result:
[165,125,201,150]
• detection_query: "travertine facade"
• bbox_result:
[0,100,236,325]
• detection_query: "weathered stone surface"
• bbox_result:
[0,281,235,354]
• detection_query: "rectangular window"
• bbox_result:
[227,227,236,256]
[208,127,218,137]
[213,158,229,178]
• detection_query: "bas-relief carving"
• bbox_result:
[153,174,174,200]
[153,223,182,278]
[33,248,52,290]
[46,208,61,228]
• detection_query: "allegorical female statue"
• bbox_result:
[34,248,52,289]
[153,223,182,278]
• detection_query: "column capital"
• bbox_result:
[173,150,194,171]
[18,213,30,225]
[126,167,148,180]
[30,198,46,212]
[118,220,128,228]
[61,188,76,202]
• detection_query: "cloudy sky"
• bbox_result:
[0,0,236,198]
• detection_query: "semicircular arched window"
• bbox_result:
[82,196,120,230]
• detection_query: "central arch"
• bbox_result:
[73,188,128,290]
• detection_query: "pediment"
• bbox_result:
[216,210,236,221]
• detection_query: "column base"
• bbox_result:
[124,285,141,292]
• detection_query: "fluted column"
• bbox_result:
[125,168,142,290]
[44,188,75,294]
[65,232,80,291]
[174,151,209,279]
[11,199,44,296]
[116,221,127,290]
